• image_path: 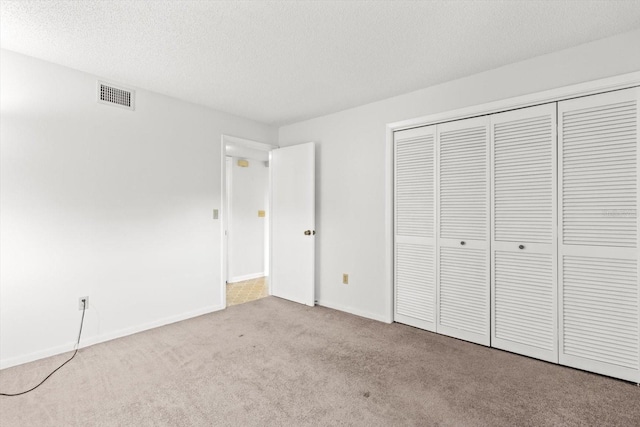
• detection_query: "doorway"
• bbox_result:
[222,135,274,307]
[220,135,316,309]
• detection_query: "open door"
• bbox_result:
[270,142,315,306]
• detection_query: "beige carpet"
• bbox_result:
[1,297,639,427]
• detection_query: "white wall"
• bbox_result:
[0,49,276,368]
[277,29,640,322]
[227,157,269,282]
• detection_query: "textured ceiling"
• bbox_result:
[1,1,640,125]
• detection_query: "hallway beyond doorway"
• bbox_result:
[226,277,268,306]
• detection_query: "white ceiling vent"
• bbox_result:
[97,81,135,110]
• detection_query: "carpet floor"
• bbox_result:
[1,297,639,426]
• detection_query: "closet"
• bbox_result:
[394,125,436,332]
[490,104,558,363]
[437,117,490,346]
[393,86,639,383]
[558,89,639,382]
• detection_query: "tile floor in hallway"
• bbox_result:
[226,276,268,306]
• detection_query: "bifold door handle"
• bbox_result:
[519,245,525,250]
[460,241,466,246]
[304,230,311,235]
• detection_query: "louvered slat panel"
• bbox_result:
[396,244,435,321]
[490,104,558,363]
[559,88,639,383]
[494,115,554,243]
[396,133,435,238]
[439,126,487,240]
[494,251,554,350]
[562,99,638,248]
[439,247,487,335]
[437,117,489,345]
[562,255,639,369]
[394,126,436,331]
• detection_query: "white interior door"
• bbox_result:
[490,103,558,363]
[436,116,491,346]
[270,142,315,306]
[394,125,437,331]
[558,88,639,383]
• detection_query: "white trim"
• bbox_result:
[317,300,390,324]
[223,134,277,151]
[388,71,640,132]
[386,72,640,327]
[225,156,232,286]
[384,126,394,323]
[220,136,228,308]
[228,272,266,283]
[0,304,224,370]
[268,150,274,298]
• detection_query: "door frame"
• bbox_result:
[220,134,277,307]
[385,71,640,324]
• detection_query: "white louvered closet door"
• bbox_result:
[437,116,491,346]
[394,126,437,331]
[558,87,640,383]
[490,104,558,363]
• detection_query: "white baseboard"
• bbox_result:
[316,300,391,324]
[228,272,265,283]
[0,304,225,370]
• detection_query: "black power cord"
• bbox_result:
[0,299,87,397]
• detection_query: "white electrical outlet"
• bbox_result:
[79,296,89,310]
